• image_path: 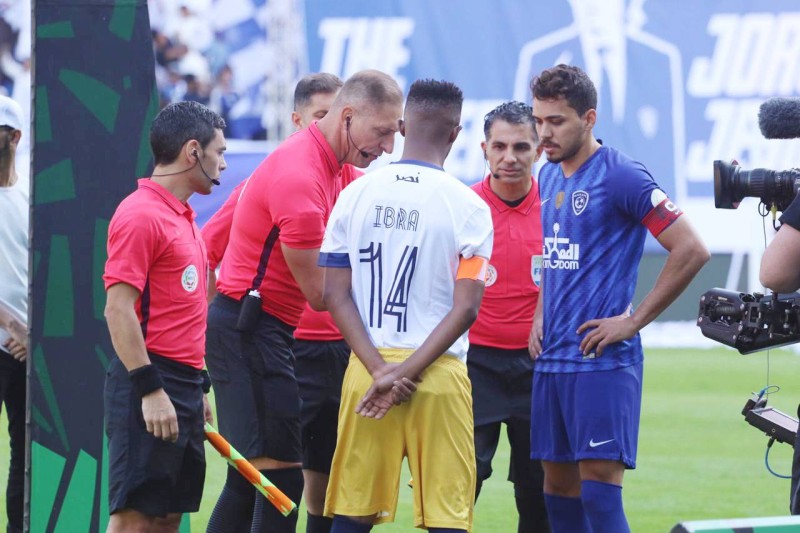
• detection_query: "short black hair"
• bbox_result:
[483,101,537,142]
[150,101,225,166]
[530,64,597,117]
[406,79,463,114]
[293,72,343,110]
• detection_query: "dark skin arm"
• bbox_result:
[323,263,486,419]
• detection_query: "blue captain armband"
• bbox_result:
[318,252,350,268]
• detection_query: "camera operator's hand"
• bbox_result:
[577,305,635,358]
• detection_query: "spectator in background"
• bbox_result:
[0,94,27,533]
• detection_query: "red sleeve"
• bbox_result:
[202,180,245,269]
[103,206,161,292]
[270,172,327,249]
[341,164,364,189]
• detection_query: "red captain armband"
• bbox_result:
[642,195,683,238]
[457,256,489,282]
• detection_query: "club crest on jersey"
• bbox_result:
[572,191,589,216]
[182,265,199,292]
[531,255,542,287]
[485,264,497,287]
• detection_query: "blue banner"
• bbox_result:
[303,0,800,208]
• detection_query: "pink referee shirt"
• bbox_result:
[203,178,247,270]
[103,179,208,369]
[469,175,542,350]
[216,123,342,327]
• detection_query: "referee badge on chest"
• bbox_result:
[485,264,497,287]
[531,255,542,287]
[182,265,199,292]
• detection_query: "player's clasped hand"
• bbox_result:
[142,389,180,442]
[356,363,421,419]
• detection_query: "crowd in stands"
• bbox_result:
[150,0,279,140]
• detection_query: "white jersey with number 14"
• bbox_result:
[319,160,493,362]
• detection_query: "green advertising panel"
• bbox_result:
[30,1,160,531]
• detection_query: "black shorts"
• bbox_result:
[104,353,205,517]
[468,345,541,488]
[205,294,302,462]
[467,344,534,425]
[294,339,349,474]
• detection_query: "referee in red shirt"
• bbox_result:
[103,101,226,532]
[206,70,403,533]
[469,101,549,532]
[202,72,362,533]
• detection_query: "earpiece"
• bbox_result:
[192,150,199,159]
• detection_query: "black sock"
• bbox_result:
[307,512,333,533]
[207,466,257,533]
[514,483,550,533]
[250,467,304,533]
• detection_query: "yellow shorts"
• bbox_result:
[324,349,476,531]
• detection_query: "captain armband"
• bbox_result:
[642,190,683,237]
[457,256,489,282]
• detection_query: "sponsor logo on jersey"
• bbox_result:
[572,190,589,216]
[485,264,497,287]
[555,191,565,209]
[182,265,199,292]
[543,222,580,270]
[531,255,542,287]
[395,173,420,183]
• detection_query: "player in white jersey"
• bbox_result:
[319,79,493,533]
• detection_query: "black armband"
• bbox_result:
[200,369,212,394]
[128,364,165,398]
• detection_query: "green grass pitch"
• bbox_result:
[2,347,799,531]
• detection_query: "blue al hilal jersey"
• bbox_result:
[537,145,676,373]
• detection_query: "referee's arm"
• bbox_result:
[105,282,179,442]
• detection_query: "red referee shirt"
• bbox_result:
[203,178,247,270]
[202,158,362,340]
[469,175,542,350]
[216,123,342,327]
[103,179,208,369]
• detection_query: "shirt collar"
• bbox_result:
[480,174,538,214]
[138,178,196,221]
[308,121,342,177]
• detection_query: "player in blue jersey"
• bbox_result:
[527,64,709,533]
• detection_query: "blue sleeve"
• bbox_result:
[609,158,662,223]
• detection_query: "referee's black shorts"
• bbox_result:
[468,344,541,487]
[205,294,302,462]
[104,353,205,517]
[294,338,349,474]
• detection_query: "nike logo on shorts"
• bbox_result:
[588,438,614,448]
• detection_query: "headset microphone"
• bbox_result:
[193,150,220,186]
[346,117,373,159]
